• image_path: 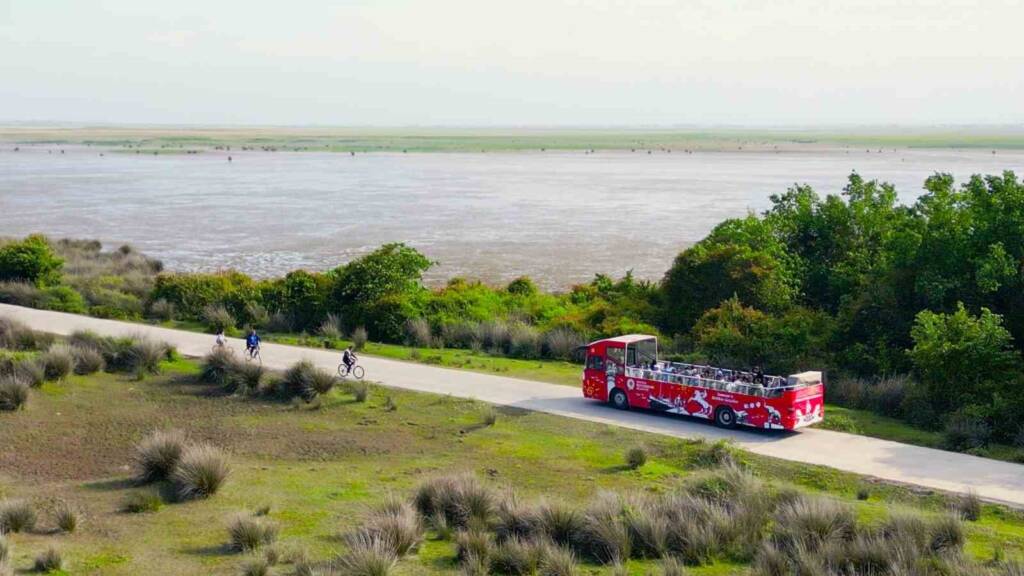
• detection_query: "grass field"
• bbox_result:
[4,125,1024,152]
[2,356,1024,575]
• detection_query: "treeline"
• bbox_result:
[2,170,1024,448]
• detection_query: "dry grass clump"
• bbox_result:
[338,531,399,576]
[534,500,585,547]
[346,380,369,403]
[282,359,335,401]
[0,376,29,411]
[127,336,168,378]
[537,542,578,576]
[38,343,74,381]
[0,499,36,533]
[951,490,982,521]
[0,316,49,350]
[491,536,541,575]
[414,474,497,530]
[200,346,239,385]
[239,555,271,576]
[0,531,11,576]
[203,303,235,332]
[404,318,433,348]
[359,497,424,557]
[33,547,63,572]
[772,496,856,552]
[228,514,280,551]
[351,327,368,351]
[70,344,104,374]
[121,491,163,513]
[172,444,231,500]
[319,313,344,340]
[625,447,647,469]
[66,330,170,376]
[134,429,187,483]
[15,360,45,388]
[55,501,79,533]
[456,529,495,564]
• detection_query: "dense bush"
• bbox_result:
[0,235,63,285]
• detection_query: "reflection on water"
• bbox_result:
[1,145,1021,289]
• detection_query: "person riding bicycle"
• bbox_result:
[342,345,357,373]
[245,329,261,358]
[215,329,226,348]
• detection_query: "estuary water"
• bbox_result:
[2,145,1021,288]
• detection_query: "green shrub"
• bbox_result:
[228,514,279,551]
[172,444,231,500]
[122,491,163,513]
[625,447,647,469]
[55,502,79,533]
[134,429,186,483]
[0,498,37,532]
[33,547,63,573]
[0,234,63,285]
[70,345,105,374]
[38,285,87,313]
[39,344,74,381]
[281,359,334,401]
[821,413,861,434]
[0,377,29,411]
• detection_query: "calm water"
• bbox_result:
[2,145,1022,289]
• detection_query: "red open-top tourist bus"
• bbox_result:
[582,335,824,430]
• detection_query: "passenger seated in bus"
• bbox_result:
[752,366,765,385]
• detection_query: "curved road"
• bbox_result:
[4,303,1023,507]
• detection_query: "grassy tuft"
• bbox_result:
[0,376,29,411]
[228,514,280,552]
[133,429,186,483]
[33,547,63,573]
[70,344,105,374]
[55,501,79,533]
[172,444,231,500]
[239,555,270,576]
[338,531,399,576]
[414,474,497,530]
[0,499,36,533]
[361,499,424,557]
[951,490,982,521]
[122,491,163,513]
[491,536,539,575]
[38,344,74,381]
[347,379,369,403]
[352,327,368,351]
[282,359,335,401]
[625,446,647,470]
[200,346,238,385]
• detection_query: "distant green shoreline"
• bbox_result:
[3,125,1024,152]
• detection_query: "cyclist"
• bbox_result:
[215,329,226,348]
[342,345,357,374]
[245,328,261,358]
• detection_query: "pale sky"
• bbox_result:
[1,0,1022,126]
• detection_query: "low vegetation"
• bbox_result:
[1,358,1023,574]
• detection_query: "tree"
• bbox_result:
[908,303,1021,417]
[0,235,63,286]
[660,217,797,335]
[330,244,432,341]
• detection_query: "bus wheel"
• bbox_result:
[715,407,737,429]
[609,388,629,410]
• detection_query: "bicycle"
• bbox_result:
[245,345,262,365]
[211,343,235,355]
[337,362,364,380]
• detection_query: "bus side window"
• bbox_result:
[606,347,624,366]
[586,355,605,371]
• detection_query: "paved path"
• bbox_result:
[4,303,1024,507]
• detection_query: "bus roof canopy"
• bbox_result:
[592,334,657,345]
